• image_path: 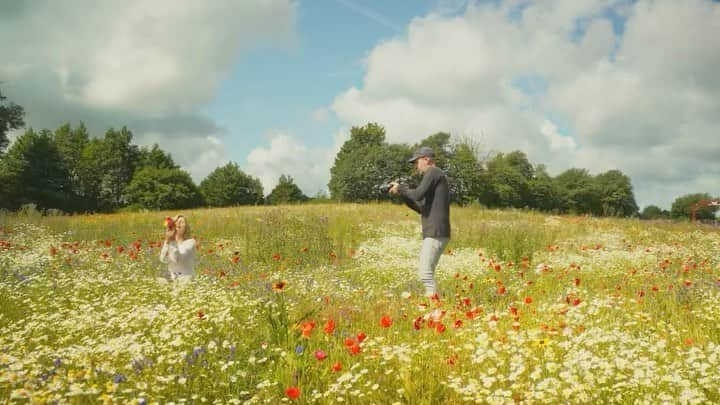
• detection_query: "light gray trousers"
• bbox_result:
[418,237,449,297]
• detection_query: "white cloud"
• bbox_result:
[0,0,297,181]
[330,0,720,209]
[541,120,577,152]
[138,132,229,184]
[245,130,347,197]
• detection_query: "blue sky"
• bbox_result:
[2,0,719,208]
[203,0,439,162]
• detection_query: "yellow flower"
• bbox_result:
[532,339,549,348]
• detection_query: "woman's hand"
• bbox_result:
[165,229,176,242]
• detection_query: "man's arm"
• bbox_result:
[398,168,437,202]
[401,194,424,214]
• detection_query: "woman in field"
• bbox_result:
[159,215,196,282]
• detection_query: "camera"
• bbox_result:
[379,183,394,194]
[379,176,411,194]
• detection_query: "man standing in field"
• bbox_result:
[389,146,451,298]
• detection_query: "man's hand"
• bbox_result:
[388,181,399,195]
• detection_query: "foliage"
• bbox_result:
[445,141,484,205]
[640,205,669,220]
[594,170,639,217]
[480,151,533,208]
[0,88,25,154]
[96,127,141,211]
[199,162,264,206]
[138,143,178,170]
[328,123,413,201]
[670,193,718,221]
[124,167,204,210]
[266,175,308,205]
[0,129,72,211]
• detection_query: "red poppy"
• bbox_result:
[497,286,506,295]
[357,332,367,342]
[331,362,342,372]
[574,278,581,286]
[453,319,463,329]
[413,317,423,330]
[323,319,336,334]
[380,315,392,328]
[344,337,355,347]
[197,311,206,320]
[300,321,315,339]
[232,255,240,264]
[348,344,361,355]
[524,297,533,305]
[436,323,446,333]
[285,386,300,400]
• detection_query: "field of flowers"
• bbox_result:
[1,204,720,404]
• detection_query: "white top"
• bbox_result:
[160,239,196,277]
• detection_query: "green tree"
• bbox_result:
[266,175,308,205]
[138,144,178,170]
[200,162,264,206]
[480,151,533,208]
[640,205,669,220]
[97,127,141,210]
[555,168,599,214]
[0,88,24,154]
[53,123,90,211]
[528,165,561,212]
[124,167,203,210]
[1,128,72,211]
[75,138,106,212]
[0,157,18,209]
[594,170,638,217]
[328,123,413,201]
[670,193,718,221]
[445,141,484,205]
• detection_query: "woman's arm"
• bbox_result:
[160,241,170,263]
[160,241,178,263]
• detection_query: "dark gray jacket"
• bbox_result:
[398,166,451,238]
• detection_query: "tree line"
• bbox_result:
[1,90,716,219]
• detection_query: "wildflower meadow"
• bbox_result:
[1,204,720,404]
